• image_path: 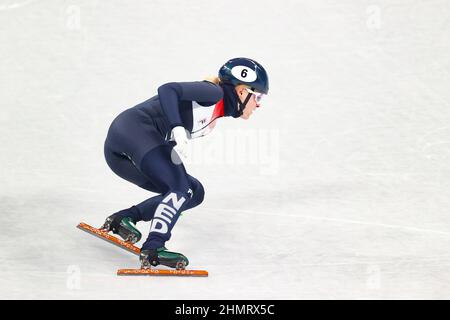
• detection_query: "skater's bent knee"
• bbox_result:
[189,180,205,207]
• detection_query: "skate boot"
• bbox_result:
[101,211,142,244]
[140,247,189,270]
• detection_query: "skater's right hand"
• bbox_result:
[171,126,189,159]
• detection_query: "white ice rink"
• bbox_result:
[1,0,450,299]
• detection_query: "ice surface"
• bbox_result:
[1,0,450,299]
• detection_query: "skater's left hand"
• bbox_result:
[172,126,189,159]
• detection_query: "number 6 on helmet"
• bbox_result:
[218,57,269,95]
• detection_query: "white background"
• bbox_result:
[1,0,450,299]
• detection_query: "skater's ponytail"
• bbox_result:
[204,76,221,85]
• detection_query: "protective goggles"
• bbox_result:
[245,88,265,105]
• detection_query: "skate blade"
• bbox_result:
[117,268,208,277]
[77,222,140,256]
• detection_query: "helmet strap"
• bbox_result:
[237,92,252,116]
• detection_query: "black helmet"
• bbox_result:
[218,57,269,94]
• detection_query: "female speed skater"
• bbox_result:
[101,57,269,270]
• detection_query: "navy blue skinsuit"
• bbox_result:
[104,81,241,250]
